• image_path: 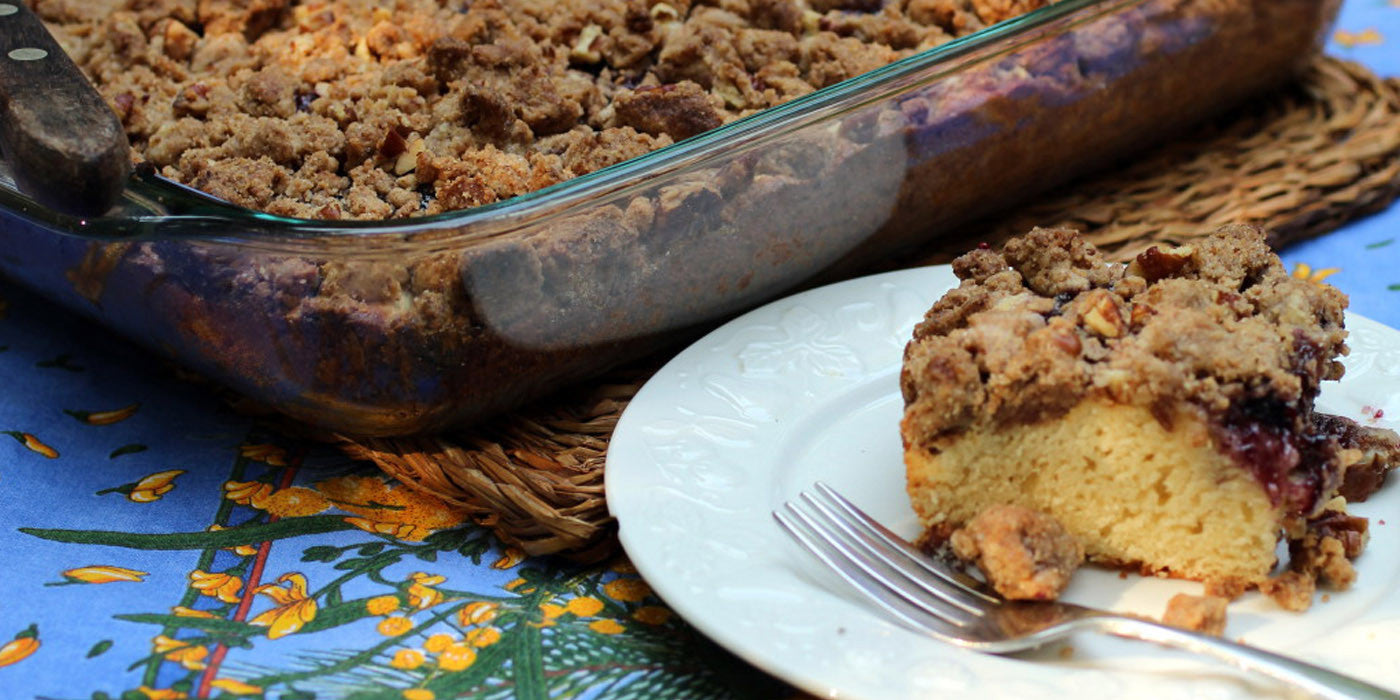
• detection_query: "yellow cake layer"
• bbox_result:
[905,398,1284,586]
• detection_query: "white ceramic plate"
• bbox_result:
[606,266,1400,699]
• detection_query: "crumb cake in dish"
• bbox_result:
[0,1,1338,436]
[901,225,1399,590]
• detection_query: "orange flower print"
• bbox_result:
[402,690,435,700]
[423,634,454,654]
[223,480,274,509]
[603,578,651,603]
[588,619,625,635]
[377,616,413,637]
[491,547,526,570]
[437,643,477,672]
[239,443,288,466]
[128,470,184,503]
[189,570,243,603]
[1334,27,1383,48]
[151,635,208,670]
[171,606,217,619]
[406,572,446,609]
[566,597,604,617]
[317,476,465,542]
[458,601,499,626]
[65,403,140,426]
[4,431,58,458]
[1292,262,1340,287]
[62,565,148,584]
[0,625,38,667]
[208,678,262,695]
[366,595,401,616]
[466,626,502,648]
[632,606,672,625]
[206,525,259,557]
[249,573,318,640]
[262,487,330,518]
[390,648,426,670]
[137,687,186,700]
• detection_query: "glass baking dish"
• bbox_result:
[0,0,1336,436]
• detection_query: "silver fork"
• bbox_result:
[774,482,1400,700]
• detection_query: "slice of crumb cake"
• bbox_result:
[900,225,1399,591]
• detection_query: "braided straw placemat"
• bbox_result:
[339,57,1400,562]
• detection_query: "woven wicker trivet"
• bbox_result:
[340,57,1400,562]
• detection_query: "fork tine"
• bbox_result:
[796,491,991,617]
[813,482,999,605]
[774,506,973,641]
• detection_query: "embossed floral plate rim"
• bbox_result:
[606,266,1400,699]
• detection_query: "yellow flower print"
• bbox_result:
[151,635,208,670]
[249,573,318,640]
[316,475,465,541]
[206,525,259,557]
[491,547,526,570]
[171,606,217,618]
[137,687,186,700]
[603,578,651,603]
[62,565,148,584]
[1292,262,1340,287]
[5,431,58,459]
[504,578,534,593]
[1334,27,1383,48]
[0,625,38,667]
[377,616,413,637]
[262,487,330,518]
[366,595,401,616]
[458,601,499,626]
[632,606,672,626]
[406,572,446,609]
[588,619,625,635]
[209,678,263,695]
[239,443,288,466]
[390,648,426,670]
[403,690,435,700]
[423,633,454,653]
[466,626,502,648]
[223,480,274,509]
[566,597,604,617]
[128,470,184,503]
[437,643,477,672]
[189,570,244,604]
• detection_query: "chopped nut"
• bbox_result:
[395,139,427,175]
[162,19,200,62]
[571,24,604,64]
[378,128,409,160]
[1128,244,1195,283]
[649,3,681,22]
[1162,594,1228,636]
[1260,570,1315,612]
[1080,291,1124,338]
[1129,302,1154,328]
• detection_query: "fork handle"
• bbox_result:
[1090,615,1399,700]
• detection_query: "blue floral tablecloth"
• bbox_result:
[2,3,1398,698]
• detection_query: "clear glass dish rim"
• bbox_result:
[9,0,1129,247]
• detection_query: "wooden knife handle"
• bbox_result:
[0,2,130,218]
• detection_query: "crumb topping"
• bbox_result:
[36,0,1057,219]
[1161,594,1228,636]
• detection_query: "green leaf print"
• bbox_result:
[21,515,356,550]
